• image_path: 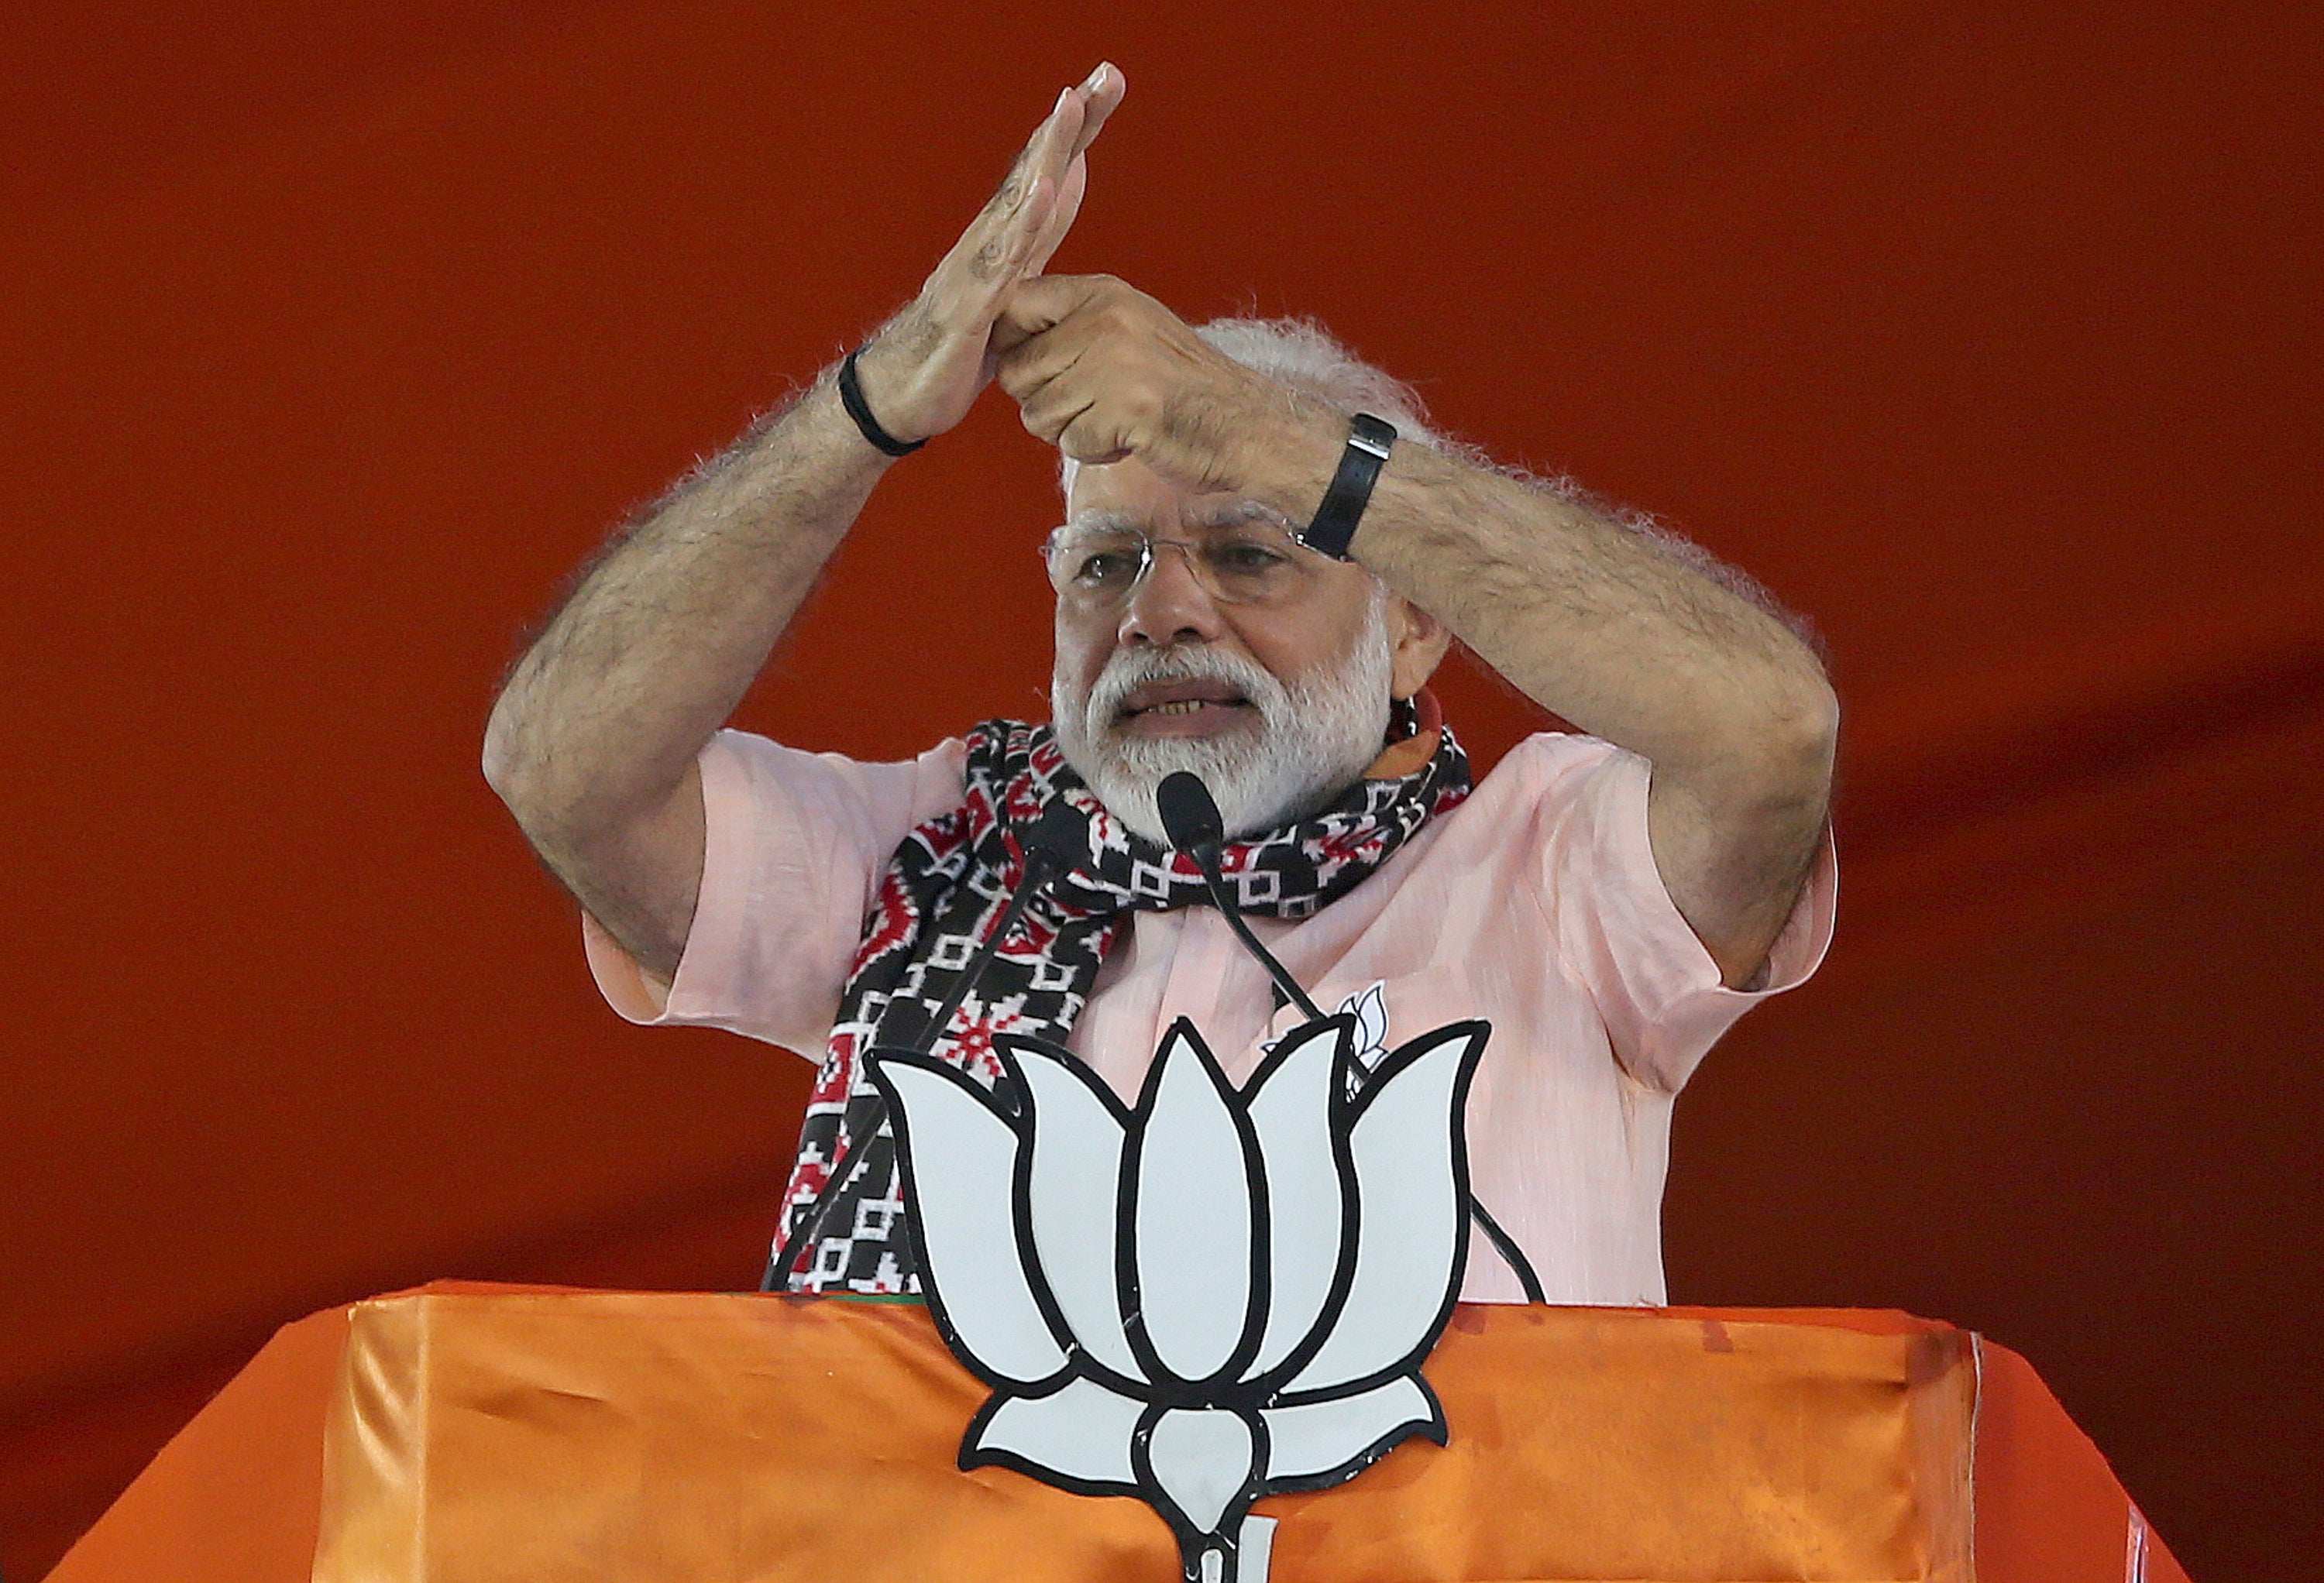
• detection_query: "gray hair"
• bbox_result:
[1058,316,1454,500]
[1051,314,1822,652]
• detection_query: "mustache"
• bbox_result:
[1083,646,1287,730]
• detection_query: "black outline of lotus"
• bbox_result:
[868,1011,1490,1582]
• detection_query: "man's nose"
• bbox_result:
[1117,541,1227,648]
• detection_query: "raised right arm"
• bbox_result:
[482,64,1124,986]
[482,375,892,984]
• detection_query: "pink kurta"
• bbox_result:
[587,728,1836,1305]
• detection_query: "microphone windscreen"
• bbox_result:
[1156,771,1226,854]
[1023,799,1092,874]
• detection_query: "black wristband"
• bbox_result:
[1295,413,1397,560]
[837,346,926,458]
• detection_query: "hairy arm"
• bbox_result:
[483,65,1125,984]
[1318,442,1836,988]
[993,276,1834,986]
[483,381,895,981]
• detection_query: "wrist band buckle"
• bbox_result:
[1295,413,1397,561]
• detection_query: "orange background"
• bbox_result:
[2,3,2315,1578]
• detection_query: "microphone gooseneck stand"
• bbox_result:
[1156,772,1550,1306]
[761,802,1092,1293]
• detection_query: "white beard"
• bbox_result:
[1052,598,1396,844]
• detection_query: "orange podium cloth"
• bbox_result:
[51,1283,2190,1583]
[312,1289,1971,1583]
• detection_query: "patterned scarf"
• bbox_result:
[772,709,1473,1293]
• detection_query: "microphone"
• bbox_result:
[1157,771,1324,1022]
[1154,769,1225,860]
[1153,769,1549,1305]
[764,799,1091,1291]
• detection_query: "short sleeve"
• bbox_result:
[1529,736,1836,1093]
[582,728,968,1054]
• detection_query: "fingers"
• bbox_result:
[862,67,1121,440]
[991,273,1118,355]
[1025,81,1089,205]
[969,171,1056,289]
[972,106,1077,279]
[1069,62,1125,160]
[966,64,1120,289]
[946,74,1105,312]
[992,288,1147,465]
[1022,153,1087,278]
[995,72,1094,235]
[1002,64,1118,276]
[1008,364,1129,466]
[1025,64,1122,275]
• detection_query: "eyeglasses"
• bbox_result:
[1040,509,1325,608]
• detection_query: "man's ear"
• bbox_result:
[1387,595,1454,701]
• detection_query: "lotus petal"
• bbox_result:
[1010,1042,1142,1382]
[1241,1018,1351,1375]
[1284,1024,1486,1392]
[966,1375,1145,1489]
[1260,1373,1442,1483]
[1126,1024,1260,1384]
[1140,1406,1258,1537]
[868,1053,1067,1387]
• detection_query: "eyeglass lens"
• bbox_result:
[1045,522,1311,606]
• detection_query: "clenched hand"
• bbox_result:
[993,274,1334,494]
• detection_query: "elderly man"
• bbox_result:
[483,65,1836,1303]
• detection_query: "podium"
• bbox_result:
[48,1282,2188,1582]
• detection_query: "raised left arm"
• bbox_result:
[1312,438,1836,989]
[995,276,1836,987]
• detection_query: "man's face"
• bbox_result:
[1048,457,1446,842]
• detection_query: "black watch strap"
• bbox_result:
[1295,413,1397,560]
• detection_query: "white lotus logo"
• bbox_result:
[867,1011,1490,1583]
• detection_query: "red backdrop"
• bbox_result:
[2,3,2316,1577]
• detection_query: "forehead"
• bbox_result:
[1064,458,1276,531]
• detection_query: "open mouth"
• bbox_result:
[1114,680,1254,727]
